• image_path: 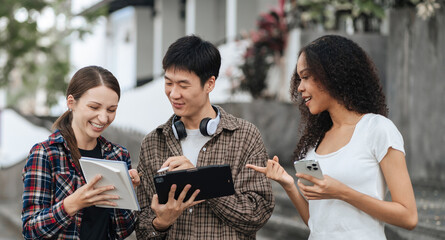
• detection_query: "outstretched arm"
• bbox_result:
[247,156,310,225]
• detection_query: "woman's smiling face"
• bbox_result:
[296,52,336,115]
[69,85,119,146]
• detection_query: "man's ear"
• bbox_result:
[205,76,216,93]
[66,95,76,110]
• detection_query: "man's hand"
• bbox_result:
[128,169,140,188]
[161,156,195,171]
[151,184,203,231]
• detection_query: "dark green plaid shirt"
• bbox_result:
[136,106,274,239]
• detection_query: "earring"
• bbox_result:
[68,108,72,112]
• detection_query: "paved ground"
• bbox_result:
[0,200,22,240]
[407,182,445,239]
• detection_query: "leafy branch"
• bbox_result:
[0,0,107,108]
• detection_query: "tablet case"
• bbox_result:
[154,164,235,204]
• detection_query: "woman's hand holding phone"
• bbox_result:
[293,160,324,186]
[294,161,349,200]
[296,174,349,200]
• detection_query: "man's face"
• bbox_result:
[164,68,214,121]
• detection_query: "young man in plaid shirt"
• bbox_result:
[136,35,275,239]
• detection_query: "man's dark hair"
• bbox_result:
[162,35,221,87]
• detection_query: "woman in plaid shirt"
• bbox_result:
[22,66,139,239]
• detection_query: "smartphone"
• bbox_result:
[293,159,324,186]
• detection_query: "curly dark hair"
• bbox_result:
[290,35,388,160]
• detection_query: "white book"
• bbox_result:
[79,157,140,211]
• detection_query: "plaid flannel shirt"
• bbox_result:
[22,130,137,240]
[136,106,274,239]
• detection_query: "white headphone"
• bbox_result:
[172,106,221,140]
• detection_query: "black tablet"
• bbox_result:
[153,164,235,204]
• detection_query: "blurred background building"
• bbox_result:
[1,0,444,239]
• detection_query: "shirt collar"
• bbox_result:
[48,129,112,151]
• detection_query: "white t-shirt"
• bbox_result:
[303,113,405,240]
[180,129,211,166]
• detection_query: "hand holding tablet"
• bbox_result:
[153,164,235,204]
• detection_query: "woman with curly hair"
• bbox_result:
[247,35,417,239]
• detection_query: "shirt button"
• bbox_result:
[189,208,193,213]
[202,147,207,152]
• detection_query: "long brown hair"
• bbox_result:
[290,35,387,160]
[52,66,120,168]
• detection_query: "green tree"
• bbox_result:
[290,0,385,32]
[0,0,106,109]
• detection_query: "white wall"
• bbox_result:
[107,7,137,91]
[195,0,226,43]
[135,7,154,81]
[237,0,277,35]
[70,4,155,90]
[152,0,185,77]
[70,17,108,72]
[69,0,281,93]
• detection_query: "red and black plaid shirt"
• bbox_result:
[136,106,275,239]
[22,130,136,239]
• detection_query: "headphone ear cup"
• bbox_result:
[206,117,218,135]
[199,118,211,136]
[174,120,187,140]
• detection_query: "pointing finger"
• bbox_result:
[272,155,279,163]
[246,164,267,174]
